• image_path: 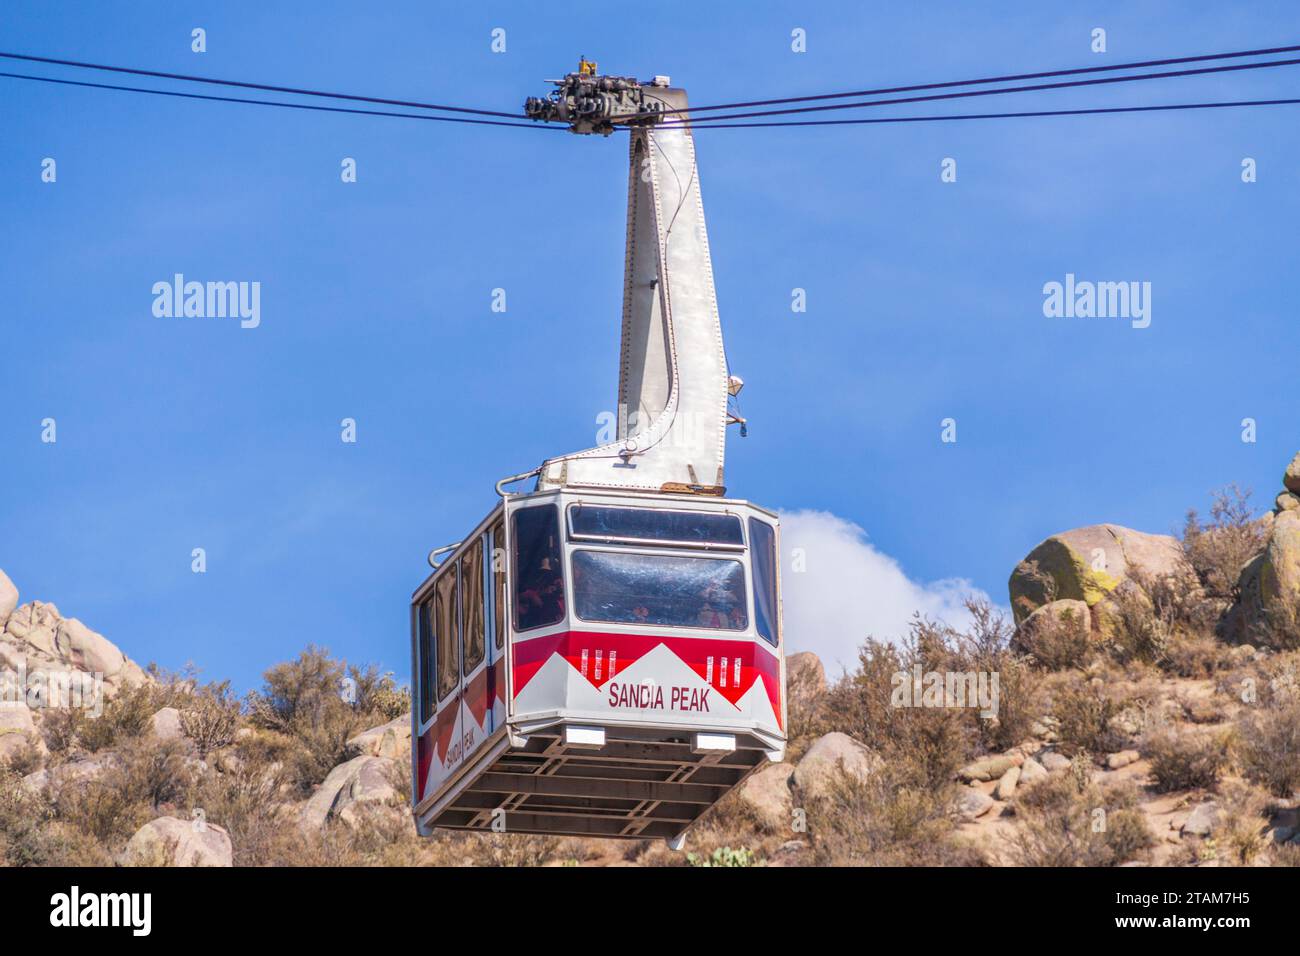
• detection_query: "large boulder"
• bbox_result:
[736,762,794,831]
[786,652,826,699]
[301,754,400,829]
[345,715,411,760]
[122,816,233,867]
[0,569,17,626]
[791,732,880,802]
[1009,525,1193,627]
[150,706,185,742]
[1258,510,1300,623]
[1220,456,1300,647]
[959,753,1023,782]
[23,753,120,796]
[1285,452,1300,495]
[4,602,62,657]
[0,702,40,760]
[1,600,147,693]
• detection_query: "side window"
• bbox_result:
[513,505,565,631]
[435,568,459,701]
[491,519,506,649]
[750,518,779,646]
[462,539,485,673]
[418,600,435,724]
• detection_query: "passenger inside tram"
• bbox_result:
[514,508,567,631]
[517,556,564,630]
[572,551,748,631]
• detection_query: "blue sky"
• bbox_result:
[2,1,1298,689]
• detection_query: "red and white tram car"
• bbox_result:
[410,489,784,843]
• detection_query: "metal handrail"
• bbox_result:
[495,466,542,497]
[427,541,462,569]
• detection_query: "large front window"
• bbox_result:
[572,550,748,630]
[513,505,565,631]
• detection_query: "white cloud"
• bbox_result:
[777,509,992,674]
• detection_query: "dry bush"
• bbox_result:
[1161,632,1235,679]
[1141,725,1229,793]
[824,599,1038,791]
[1271,843,1300,866]
[179,680,240,757]
[1183,485,1268,602]
[246,646,399,794]
[1235,697,1300,797]
[66,681,161,753]
[1216,783,1269,866]
[50,735,194,848]
[1009,774,1154,866]
[1051,677,1123,758]
[1105,577,1171,665]
[1016,606,1092,671]
[823,636,970,791]
[0,770,113,867]
[347,665,409,722]
[805,768,986,867]
[189,757,290,866]
[0,734,47,776]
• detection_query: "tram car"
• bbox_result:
[410,489,784,843]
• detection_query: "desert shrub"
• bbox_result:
[1271,843,1300,867]
[53,776,152,846]
[1216,783,1269,866]
[1141,725,1228,793]
[687,846,755,867]
[804,767,986,867]
[51,736,193,846]
[1052,678,1123,758]
[246,646,398,793]
[40,707,82,756]
[1016,606,1092,671]
[0,734,46,776]
[72,681,167,753]
[1105,578,1171,665]
[959,601,1041,753]
[1161,632,1235,678]
[64,681,189,754]
[190,759,289,866]
[346,665,409,722]
[179,680,240,757]
[247,645,347,732]
[1010,774,1153,866]
[824,600,1038,789]
[823,635,972,792]
[1236,698,1300,797]
[0,770,113,867]
[1183,485,1268,601]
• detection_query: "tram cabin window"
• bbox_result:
[569,505,743,546]
[749,518,779,646]
[461,539,485,673]
[490,519,505,650]
[435,568,459,701]
[417,601,435,723]
[572,551,748,630]
[513,505,565,631]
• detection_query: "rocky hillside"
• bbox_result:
[2,453,1299,867]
